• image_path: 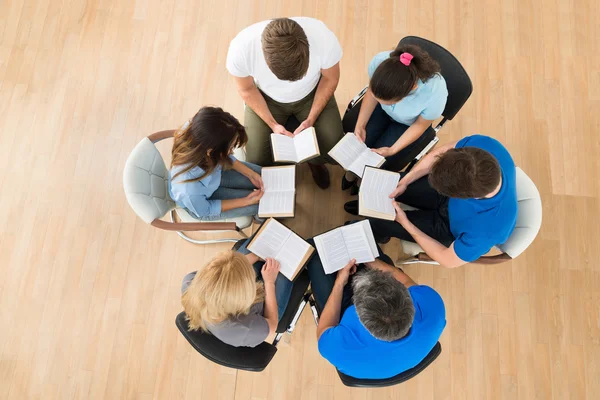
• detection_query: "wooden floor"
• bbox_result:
[1,0,599,399]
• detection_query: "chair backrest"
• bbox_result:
[337,342,442,388]
[175,311,277,372]
[123,137,175,224]
[497,167,542,259]
[399,36,473,121]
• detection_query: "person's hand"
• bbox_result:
[261,258,280,285]
[244,189,264,205]
[354,125,366,143]
[389,181,408,198]
[272,124,294,137]
[248,171,264,190]
[392,201,409,225]
[335,259,357,287]
[373,146,395,157]
[293,117,315,136]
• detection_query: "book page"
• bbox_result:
[314,229,350,274]
[247,219,291,260]
[293,128,319,162]
[275,232,312,280]
[262,166,295,192]
[349,148,386,177]
[358,219,380,259]
[329,132,366,170]
[340,223,375,264]
[271,134,298,162]
[361,168,400,216]
[258,191,295,216]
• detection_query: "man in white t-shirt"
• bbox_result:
[226,17,344,189]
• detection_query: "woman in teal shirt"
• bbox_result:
[342,44,448,189]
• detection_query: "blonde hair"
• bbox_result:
[181,251,265,331]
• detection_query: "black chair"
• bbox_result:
[306,295,442,387]
[176,240,312,372]
[342,36,473,172]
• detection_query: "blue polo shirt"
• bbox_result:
[448,135,518,262]
[317,285,446,379]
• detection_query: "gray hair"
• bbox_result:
[352,268,415,342]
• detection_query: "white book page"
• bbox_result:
[329,133,366,170]
[340,223,374,264]
[271,134,298,162]
[258,191,295,215]
[361,168,400,215]
[358,220,380,259]
[314,229,350,274]
[275,232,311,280]
[349,149,386,177]
[248,219,291,260]
[292,128,318,162]
[262,166,295,192]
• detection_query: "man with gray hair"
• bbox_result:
[306,237,446,379]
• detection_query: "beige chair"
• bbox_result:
[122,130,252,244]
[398,167,542,265]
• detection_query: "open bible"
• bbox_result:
[258,165,296,218]
[328,132,385,177]
[247,218,315,281]
[270,127,320,163]
[314,220,380,274]
[359,166,400,220]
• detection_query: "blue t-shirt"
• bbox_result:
[168,155,237,218]
[368,51,448,125]
[317,285,446,379]
[448,135,518,262]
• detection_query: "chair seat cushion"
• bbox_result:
[175,208,253,230]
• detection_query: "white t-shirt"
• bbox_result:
[226,17,343,103]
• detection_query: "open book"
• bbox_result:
[247,218,315,281]
[359,166,400,220]
[328,132,385,177]
[270,127,320,163]
[314,220,380,274]
[258,165,296,218]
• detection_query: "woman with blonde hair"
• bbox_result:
[181,242,292,347]
[169,106,264,220]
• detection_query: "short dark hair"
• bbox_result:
[261,18,309,81]
[429,147,501,198]
[352,269,414,342]
[370,44,441,102]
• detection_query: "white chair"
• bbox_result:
[398,167,542,265]
[122,130,253,244]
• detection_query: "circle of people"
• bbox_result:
[174,18,518,380]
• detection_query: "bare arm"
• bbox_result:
[316,260,356,339]
[393,203,467,268]
[233,76,292,137]
[364,258,416,287]
[261,259,280,335]
[353,88,379,142]
[374,116,433,157]
[294,63,340,134]
[220,189,263,212]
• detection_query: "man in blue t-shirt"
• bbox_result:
[306,240,446,379]
[369,134,518,268]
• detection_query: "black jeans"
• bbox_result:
[306,238,395,315]
[369,174,455,246]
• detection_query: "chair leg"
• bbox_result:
[170,210,248,245]
[308,294,320,325]
[272,293,311,347]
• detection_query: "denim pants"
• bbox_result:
[193,161,262,221]
[238,239,293,319]
[364,105,433,172]
[305,237,395,315]
[369,173,456,246]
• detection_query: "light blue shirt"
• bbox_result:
[368,51,448,125]
[168,155,236,218]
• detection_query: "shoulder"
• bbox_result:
[229,20,269,47]
[456,135,514,164]
[292,17,331,34]
[170,164,204,184]
[368,51,392,77]
[409,285,446,322]
[424,74,448,94]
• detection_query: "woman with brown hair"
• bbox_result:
[342,44,448,189]
[169,106,264,220]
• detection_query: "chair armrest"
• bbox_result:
[148,130,176,143]
[151,219,237,231]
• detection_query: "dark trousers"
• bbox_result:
[306,238,395,315]
[369,174,456,246]
[364,105,433,172]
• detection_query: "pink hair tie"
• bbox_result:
[399,52,414,66]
